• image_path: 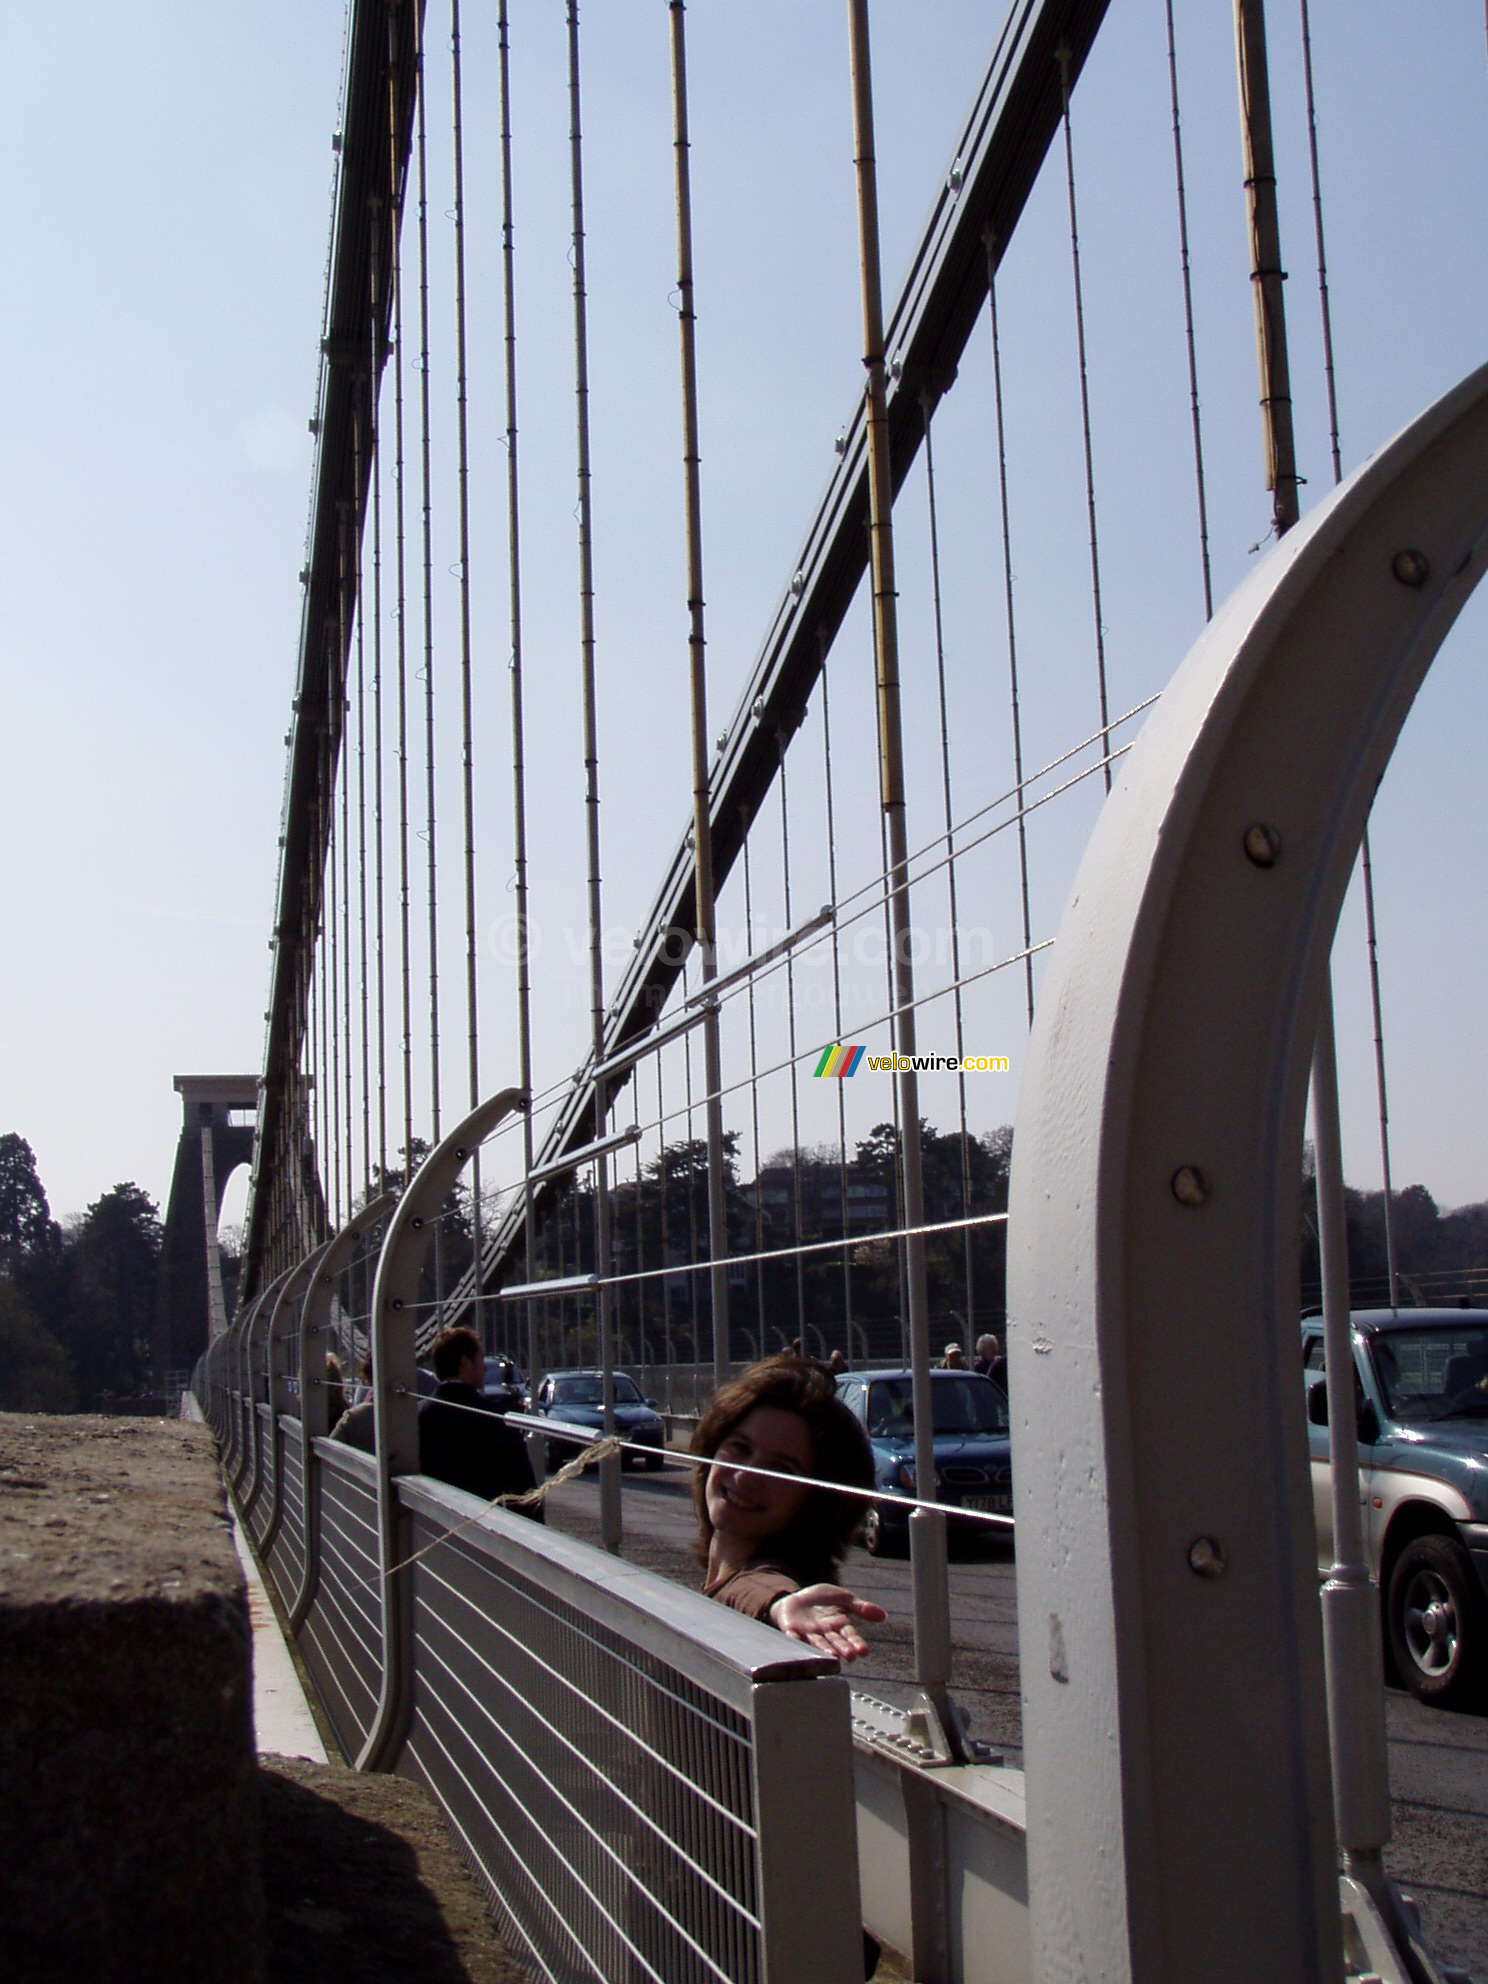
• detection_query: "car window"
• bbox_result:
[553,1376,604,1406]
[612,1374,642,1404]
[1371,1327,1488,1420]
[1303,1337,1326,1372]
[866,1375,1008,1437]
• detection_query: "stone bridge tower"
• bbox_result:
[153,1076,257,1386]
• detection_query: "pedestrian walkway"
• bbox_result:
[230,1513,327,1763]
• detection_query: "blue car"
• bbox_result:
[836,1368,1012,1555]
[533,1369,668,1471]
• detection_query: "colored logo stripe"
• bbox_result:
[813,1044,864,1078]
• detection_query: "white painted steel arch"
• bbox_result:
[1008,363,1488,1982]
[358,1087,527,1772]
[284,1190,396,1629]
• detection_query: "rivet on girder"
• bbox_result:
[411,1216,424,1230]
[948,158,965,194]
[1188,1536,1228,1578]
[1243,823,1281,867]
[1392,548,1429,587]
[790,571,805,597]
[1171,1166,1210,1207]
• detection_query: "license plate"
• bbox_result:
[962,1492,1011,1514]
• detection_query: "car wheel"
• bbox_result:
[644,1450,665,1472]
[1387,1534,1484,1709]
[863,1505,900,1558]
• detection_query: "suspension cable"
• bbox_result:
[669,0,731,1389]
[386,14,415,1183]
[566,0,620,1549]
[1164,0,1214,619]
[449,0,483,1288]
[413,2,442,1158]
[354,401,372,1198]
[1298,0,1398,1304]
[1057,41,1112,791]
[777,734,808,1343]
[495,0,540,1387]
[921,399,975,1339]
[369,188,389,1185]
[340,514,356,1217]
[741,814,767,1361]
[983,236,1036,1030]
[327,646,343,1227]
[819,657,855,1360]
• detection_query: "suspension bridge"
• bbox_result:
[161,0,1488,1977]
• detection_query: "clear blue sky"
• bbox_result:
[2,2,1485,1231]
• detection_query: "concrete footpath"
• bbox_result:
[230,1511,326,1762]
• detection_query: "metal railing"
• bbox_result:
[194,1342,865,1984]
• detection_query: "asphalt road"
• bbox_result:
[543,1463,1488,1980]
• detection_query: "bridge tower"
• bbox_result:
[154,1076,258,1385]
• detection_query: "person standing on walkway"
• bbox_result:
[419,1326,541,1520]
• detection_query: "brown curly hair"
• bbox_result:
[690,1355,875,1582]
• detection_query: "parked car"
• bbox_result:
[1304,1308,1488,1707]
[532,1369,668,1470]
[835,1368,1012,1555]
[481,1356,526,1413]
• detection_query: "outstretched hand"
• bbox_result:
[773,1584,887,1661]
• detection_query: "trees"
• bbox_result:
[0,1133,58,1281]
[0,1278,75,1413]
[57,1183,163,1397]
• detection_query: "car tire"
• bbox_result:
[863,1505,901,1558]
[644,1450,665,1472]
[1386,1533,1485,1709]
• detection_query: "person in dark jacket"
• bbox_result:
[419,1326,541,1520]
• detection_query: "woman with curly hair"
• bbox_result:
[692,1354,885,1661]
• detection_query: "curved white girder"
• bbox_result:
[358,1087,527,1772]
[287,1191,397,1631]
[238,1265,294,1516]
[1007,362,1488,1982]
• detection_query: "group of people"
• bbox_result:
[940,1331,1006,1386]
[326,1325,542,1519]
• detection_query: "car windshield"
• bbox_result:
[1370,1327,1488,1421]
[866,1375,1008,1439]
[551,1373,642,1406]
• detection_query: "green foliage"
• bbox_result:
[53,1181,163,1398]
[0,1278,75,1412]
[0,1133,59,1279]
